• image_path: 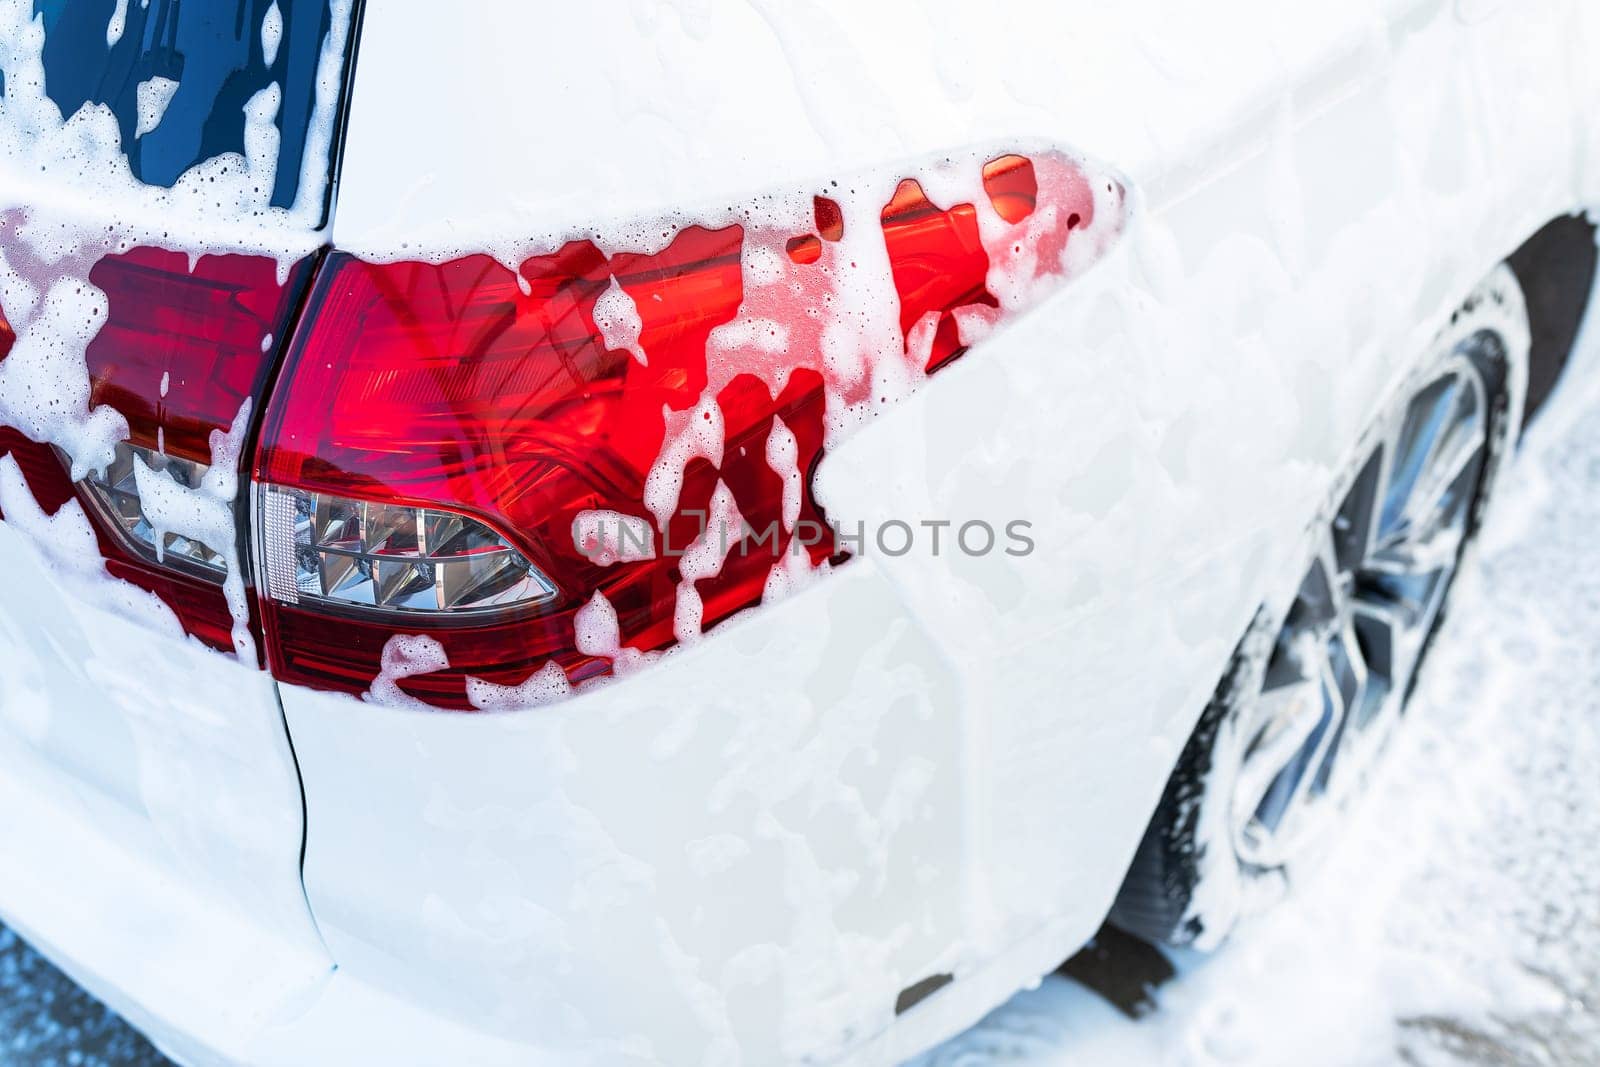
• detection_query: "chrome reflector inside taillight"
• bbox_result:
[258,484,559,616]
[77,442,228,574]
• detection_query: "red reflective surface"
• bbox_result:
[255,151,1104,707]
[259,229,834,703]
[0,249,313,657]
[0,423,267,656]
[86,248,312,463]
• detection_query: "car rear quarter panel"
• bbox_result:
[287,0,1600,1063]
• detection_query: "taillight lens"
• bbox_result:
[258,485,558,614]
[85,249,310,464]
[77,443,228,574]
[45,248,314,654]
[255,149,1125,707]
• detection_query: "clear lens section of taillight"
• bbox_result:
[258,484,558,616]
[76,441,228,574]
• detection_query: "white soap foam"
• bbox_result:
[574,589,660,676]
[766,415,801,533]
[593,275,647,365]
[466,661,573,711]
[572,508,656,566]
[261,0,284,67]
[133,76,179,139]
[672,478,747,643]
[129,398,257,660]
[365,634,450,710]
[104,0,127,47]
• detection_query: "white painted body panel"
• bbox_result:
[279,1,1600,1065]
[1,0,1597,1064]
[0,516,332,1067]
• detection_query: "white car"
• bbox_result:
[1,1,1596,1064]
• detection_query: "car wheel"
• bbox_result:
[1110,265,1531,948]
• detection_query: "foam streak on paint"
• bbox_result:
[129,398,257,660]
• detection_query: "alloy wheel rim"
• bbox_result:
[1231,356,1490,871]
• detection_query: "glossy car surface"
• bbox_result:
[1,1,1597,1064]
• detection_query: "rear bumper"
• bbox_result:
[282,558,990,1066]
[278,538,1283,1067]
[275,283,1290,1063]
[0,512,330,1067]
[0,748,330,1067]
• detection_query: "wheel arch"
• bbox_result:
[1108,263,1535,949]
[1506,212,1598,426]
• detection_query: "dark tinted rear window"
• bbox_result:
[27,0,341,213]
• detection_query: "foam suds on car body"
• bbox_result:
[262,1,285,67]
[0,0,355,661]
[592,276,648,366]
[133,76,178,139]
[130,398,258,660]
[572,589,660,681]
[465,661,574,711]
[572,509,657,566]
[767,415,803,532]
[366,633,450,710]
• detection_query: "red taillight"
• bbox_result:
[254,231,822,704]
[254,149,1122,709]
[0,248,315,656]
[86,248,308,463]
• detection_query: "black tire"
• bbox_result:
[1109,267,1529,948]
